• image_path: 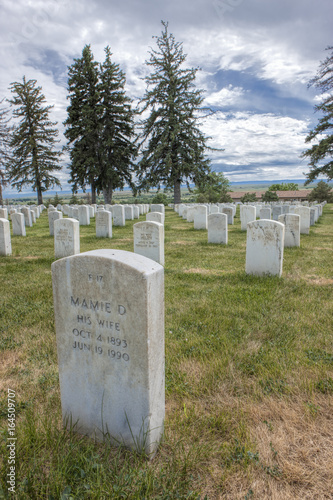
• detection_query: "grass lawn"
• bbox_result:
[0,204,332,499]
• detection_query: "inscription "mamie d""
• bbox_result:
[71,296,126,315]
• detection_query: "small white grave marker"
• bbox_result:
[0,218,12,256]
[246,220,285,277]
[54,218,80,258]
[133,221,164,265]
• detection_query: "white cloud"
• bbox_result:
[1,0,331,196]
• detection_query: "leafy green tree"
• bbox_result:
[195,171,232,203]
[98,46,137,204]
[240,192,257,203]
[64,45,100,203]
[136,21,212,204]
[151,193,169,205]
[302,46,333,184]
[6,77,62,205]
[307,180,333,202]
[268,182,298,191]
[262,190,279,202]
[0,98,12,206]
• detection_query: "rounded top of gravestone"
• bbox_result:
[53,249,164,275]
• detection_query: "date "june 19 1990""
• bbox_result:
[72,341,130,361]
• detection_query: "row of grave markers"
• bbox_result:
[0,199,327,457]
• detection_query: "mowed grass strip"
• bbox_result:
[0,204,332,499]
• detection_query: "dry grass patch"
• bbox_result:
[304,275,333,286]
[183,267,233,275]
[169,240,197,246]
[240,395,333,499]
[0,351,25,393]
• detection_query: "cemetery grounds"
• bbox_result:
[0,203,332,499]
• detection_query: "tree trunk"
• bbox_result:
[174,178,181,204]
[91,181,96,204]
[37,185,43,205]
[0,182,3,206]
[102,185,113,204]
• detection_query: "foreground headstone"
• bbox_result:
[278,214,300,247]
[0,218,12,256]
[246,220,285,277]
[134,221,164,266]
[54,218,80,258]
[11,213,26,237]
[208,213,228,244]
[96,210,112,238]
[51,249,165,456]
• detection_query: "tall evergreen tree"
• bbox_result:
[136,21,212,204]
[302,46,333,184]
[98,46,137,203]
[64,45,100,203]
[7,77,62,205]
[0,98,12,205]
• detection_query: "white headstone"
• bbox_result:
[272,206,283,221]
[246,220,285,277]
[222,207,234,225]
[0,208,8,219]
[54,218,80,259]
[186,206,196,223]
[124,206,134,221]
[133,206,140,219]
[72,207,79,221]
[0,218,12,256]
[207,213,228,244]
[113,205,125,226]
[260,207,271,220]
[240,205,256,231]
[51,249,165,456]
[146,212,164,224]
[22,207,32,227]
[151,204,165,214]
[133,221,164,266]
[78,205,90,226]
[294,206,310,235]
[49,210,63,236]
[193,206,208,230]
[96,210,112,238]
[278,214,300,247]
[11,212,26,236]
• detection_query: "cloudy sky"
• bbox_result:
[1,0,332,196]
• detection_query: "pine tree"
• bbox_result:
[64,45,100,203]
[307,180,333,202]
[0,99,12,206]
[261,190,279,202]
[7,77,62,205]
[97,46,137,204]
[136,21,212,204]
[302,46,333,184]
